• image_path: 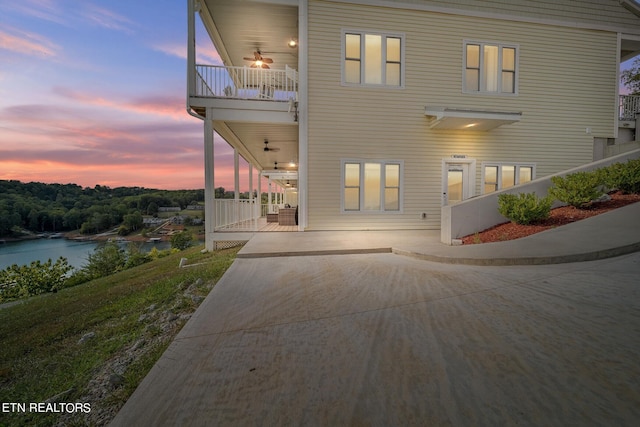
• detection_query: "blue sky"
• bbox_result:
[0,0,247,190]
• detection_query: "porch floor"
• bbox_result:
[216,216,297,232]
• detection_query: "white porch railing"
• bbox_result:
[214,199,260,231]
[620,95,640,121]
[195,65,298,102]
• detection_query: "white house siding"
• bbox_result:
[338,0,640,31]
[306,0,621,231]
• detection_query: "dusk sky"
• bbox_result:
[0,0,252,191]
[1,1,636,190]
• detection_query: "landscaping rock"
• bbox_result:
[78,332,95,344]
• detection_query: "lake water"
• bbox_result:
[0,238,171,270]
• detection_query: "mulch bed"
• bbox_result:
[461,191,640,244]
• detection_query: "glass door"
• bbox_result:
[447,166,465,204]
[442,159,475,205]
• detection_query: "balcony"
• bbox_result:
[194,65,298,103]
[620,95,640,121]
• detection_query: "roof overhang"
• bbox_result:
[425,106,522,131]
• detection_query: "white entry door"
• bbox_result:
[442,159,475,205]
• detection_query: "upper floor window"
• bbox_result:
[342,160,403,212]
[482,163,535,193]
[464,41,518,95]
[343,30,404,87]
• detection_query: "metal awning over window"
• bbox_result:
[425,106,522,131]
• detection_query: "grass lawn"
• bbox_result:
[0,245,239,426]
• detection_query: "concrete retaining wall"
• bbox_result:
[441,149,640,245]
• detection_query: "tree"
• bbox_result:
[170,231,193,250]
[82,243,126,279]
[214,187,226,199]
[621,57,640,95]
[122,212,144,233]
[0,258,73,301]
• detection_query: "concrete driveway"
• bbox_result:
[112,251,640,426]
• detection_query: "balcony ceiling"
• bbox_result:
[201,0,299,71]
[621,38,640,62]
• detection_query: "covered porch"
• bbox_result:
[187,0,304,251]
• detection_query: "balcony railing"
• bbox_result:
[214,199,260,231]
[620,95,640,121]
[195,65,298,102]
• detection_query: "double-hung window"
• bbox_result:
[342,160,402,212]
[343,30,404,87]
[483,163,535,193]
[464,41,518,94]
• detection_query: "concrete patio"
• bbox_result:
[111,203,640,426]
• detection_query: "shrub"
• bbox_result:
[83,242,126,279]
[0,257,73,302]
[548,171,603,208]
[171,230,193,250]
[600,159,640,194]
[498,192,553,225]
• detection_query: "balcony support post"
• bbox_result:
[204,108,215,251]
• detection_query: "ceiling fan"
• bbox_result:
[244,50,273,69]
[263,140,280,152]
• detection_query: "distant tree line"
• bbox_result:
[0,181,205,237]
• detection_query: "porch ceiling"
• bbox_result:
[201,0,299,71]
[621,37,640,62]
[221,122,299,172]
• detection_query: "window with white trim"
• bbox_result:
[482,163,535,193]
[342,160,402,212]
[464,41,518,94]
[343,30,404,87]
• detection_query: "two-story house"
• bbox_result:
[187,0,640,251]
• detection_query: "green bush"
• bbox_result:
[548,171,603,208]
[600,159,640,194]
[171,230,193,250]
[83,242,127,279]
[498,192,553,225]
[0,257,73,302]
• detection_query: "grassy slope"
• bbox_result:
[0,245,239,426]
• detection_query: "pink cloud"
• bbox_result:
[2,0,68,26]
[0,27,59,57]
[0,101,252,190]
[51,86,189,121]
[80,4,135,34]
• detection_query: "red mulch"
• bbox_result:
[461,191,640,244]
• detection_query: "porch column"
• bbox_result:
[204,108,215,251]
[234,148,240,201]
[268,178,273,213]
[257,172,262,217]
[248,163,255,227]
[249,163,254,200]
[187,0,196,99]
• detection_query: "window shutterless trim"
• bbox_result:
[341,29,405,88]
[462,40,519,96]
[481,162,536,193]
[341,159,404,213]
